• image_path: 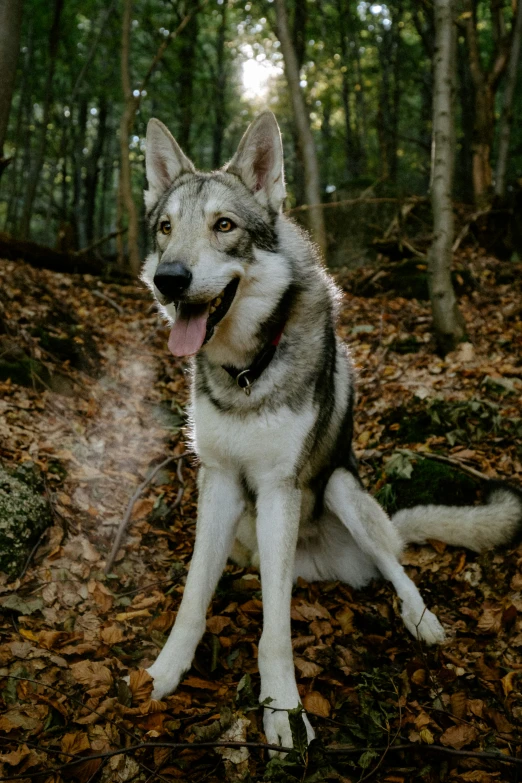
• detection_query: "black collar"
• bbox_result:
[222,322,286,396]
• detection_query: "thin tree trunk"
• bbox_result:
[0,0,23,179]
[19,0,63,238]
[428,0,466,355]
[84,97,108,245]
[274,0,327,257]
[178,1,199,156]
[73,98,88,250]
[212,1,227,168]
[118,0,141,274]
[494,0,522,198]
[464,0,511,205]
[337,0,357,180]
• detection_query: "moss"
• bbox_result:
[0,463,51,577]
[0,357,52,389]
[376,458,480,516]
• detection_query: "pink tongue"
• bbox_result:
[168,304,210,357]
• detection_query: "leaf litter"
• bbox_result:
[0,251,521,781]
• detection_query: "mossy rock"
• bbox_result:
[0,462,51,577]
[382,397,510,446]
[376,458,480,516]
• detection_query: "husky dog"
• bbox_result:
[140,112,522,750]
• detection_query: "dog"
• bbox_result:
[140,111,522,750]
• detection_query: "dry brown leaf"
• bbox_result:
[450,691,467,719]
[88,581,114,613]
[149,611,176,632]
[336,607,355,634]
[70,661,113,689]
[303,691,330,717]
[294,657,323,678]
[411,669,426,686]
[182,676,221,691]
[207,616,231,635]
[138,698,168,714]
[100,624,124,645]
[61,732,91,755]
[128,669,154,702]
[115,609,151,621]
[501,670,519,697]
[419,728,434,744]
[0,744,31,766]
[440,723,478,749]
[476,603,503,635]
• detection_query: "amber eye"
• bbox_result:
[215,217,236,233]
[159,220,171,235]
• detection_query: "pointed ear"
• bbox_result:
[145,118,195,212]
[226,111,286,212]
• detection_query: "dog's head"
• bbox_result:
[142,112,286,357]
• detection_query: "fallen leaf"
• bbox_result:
[303,691,330,717]
[440,723,478,749]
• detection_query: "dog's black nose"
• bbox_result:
[154,262,193,300]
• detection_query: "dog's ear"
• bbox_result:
[226,111,286,212]
[145,119,195,212]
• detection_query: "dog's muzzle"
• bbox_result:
[154,262,192,302]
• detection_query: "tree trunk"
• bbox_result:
[337,0,357,180]
[274,0,327,257]
[118,0,141,275]
[72,98,88,251]
[19,0,64,238]
[178,1,199,156]
[494,0,522,198]
[377,1,403,185]
[84,98,108,245]
[464,0,511,205]
[0,0,23,180]
[428,0,466,355]
[212,1,227,168]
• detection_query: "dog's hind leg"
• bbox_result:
[146,467,244,699]
[324,469,445,645]
[256,480,315,753]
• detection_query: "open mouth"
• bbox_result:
[167,278,239,357]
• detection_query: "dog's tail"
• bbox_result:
[391,485,522,553]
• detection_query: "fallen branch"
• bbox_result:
[285,196,424,215]
[104,452,190,575]
[74,228,127,257]
[92,289,125,314]
[0,738,519,780]
[415,450,493,482]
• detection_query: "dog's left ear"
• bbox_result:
[226,111,285,212]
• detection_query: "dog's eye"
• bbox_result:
[215,218,236,233]
[159,220,171,236]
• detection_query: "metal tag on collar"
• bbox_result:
[236,369,252,396]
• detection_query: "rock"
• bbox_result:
[0,462,51,578]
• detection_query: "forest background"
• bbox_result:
[1,2,522,782]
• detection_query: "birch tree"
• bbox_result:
[427,0,466,354]
[273,0,327,258]
[494,0,522,199]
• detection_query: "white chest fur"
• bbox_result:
[192,394,317,489]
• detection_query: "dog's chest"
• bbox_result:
[192,395,316,485]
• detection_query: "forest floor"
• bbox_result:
[0,250,521,783]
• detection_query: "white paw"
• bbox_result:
[263,706,315,757]
[146,666,180,701]
[402,606,446,645]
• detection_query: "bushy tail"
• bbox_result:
[391,487,522,553]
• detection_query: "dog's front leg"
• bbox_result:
[256,481,315,753]
[146,467,243,700]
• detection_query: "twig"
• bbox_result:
[0,739,519,780]
[285,196,426,215]
[92,289,125,314]
[17,527,48,580]
[104,452,190,575]
[452,209,490,253]
[74,228,127,257]
[414,451,492,482]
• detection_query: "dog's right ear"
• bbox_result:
[145,119,195,212]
